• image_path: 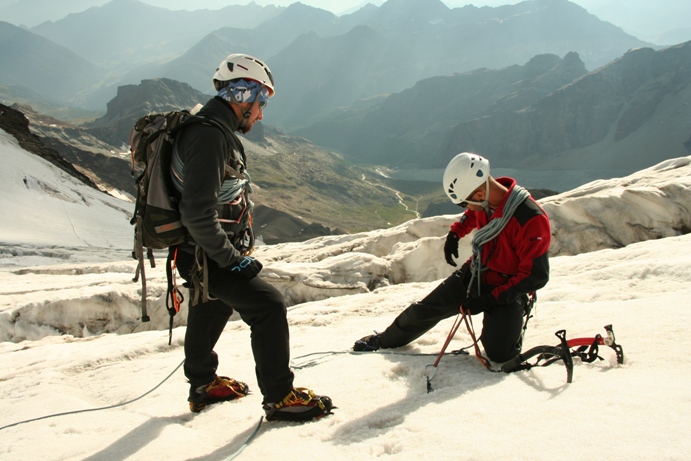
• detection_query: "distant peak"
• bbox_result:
[380,0,449,11]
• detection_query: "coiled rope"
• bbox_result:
[468,185,530,296]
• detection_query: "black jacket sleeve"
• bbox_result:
[176,123,242,268]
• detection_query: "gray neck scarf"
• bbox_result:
[468,185,531,297]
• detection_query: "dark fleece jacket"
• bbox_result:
[175,97,248,268]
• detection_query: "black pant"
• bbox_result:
[175,248,294,404]
[380,268,527,363]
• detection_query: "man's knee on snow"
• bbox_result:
[482,332,523,363]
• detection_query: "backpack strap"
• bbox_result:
[190,244,210,307]
[132,216,153,323]
[170,114,247,184]
[198,116,248,180]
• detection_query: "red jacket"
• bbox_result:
[450,177,551,304]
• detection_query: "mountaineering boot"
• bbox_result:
[353,333,381,351]
[263,387,334,422]
[188,376,249,413]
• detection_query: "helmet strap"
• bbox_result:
[224,83,266,133]
[480,179,492,215]
[462,179,492,214]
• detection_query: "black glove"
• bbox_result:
[229,256,263,279]
[444,231,460,267]
[463,293,498,315]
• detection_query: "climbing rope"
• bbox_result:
[0,358,185,431]
[468,185,530,296]
[290,348,469,370]
[0,358,266,461]
[225,416,264,461]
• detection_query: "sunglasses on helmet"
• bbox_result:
[256,86,270,110]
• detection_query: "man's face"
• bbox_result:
[238,101,263,133]
[465,195,484,212]
[458,187,484,212]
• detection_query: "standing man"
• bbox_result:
[172,53,332,421]
[354,153,551,364]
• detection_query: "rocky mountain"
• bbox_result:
[442,41,691,174]
[4,102,136,196]
[13,79,213,196]
[0,0,110,29]
[2,0,683,225]
[84,78,214,147]
[0,103,102,191]
[8,79,434,242]
[0,21,104,100]
[29,0,282,67]
[296,51,589,168]
[162,0,652,130]
[2,0,652,126]
[94,2,359,108]
[575,0,691,45]
[295,40,691,190]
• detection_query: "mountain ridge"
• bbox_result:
[1,0,653,121]
[446,42,691,172]
[295,41,691,189]
[296,51,590,167]
[7,80,439,241]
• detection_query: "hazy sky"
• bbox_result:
[1,0,688,43]
[140,0,578,15]
[138,0,691,41]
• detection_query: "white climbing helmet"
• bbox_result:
[212,53,275,96]
[443,152,490,205]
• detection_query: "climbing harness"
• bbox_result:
[165,248,185,345]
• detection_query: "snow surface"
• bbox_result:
[1,127,690,460]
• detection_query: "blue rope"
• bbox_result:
[225,416,265,461]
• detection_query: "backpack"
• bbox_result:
[129,106,233,342]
